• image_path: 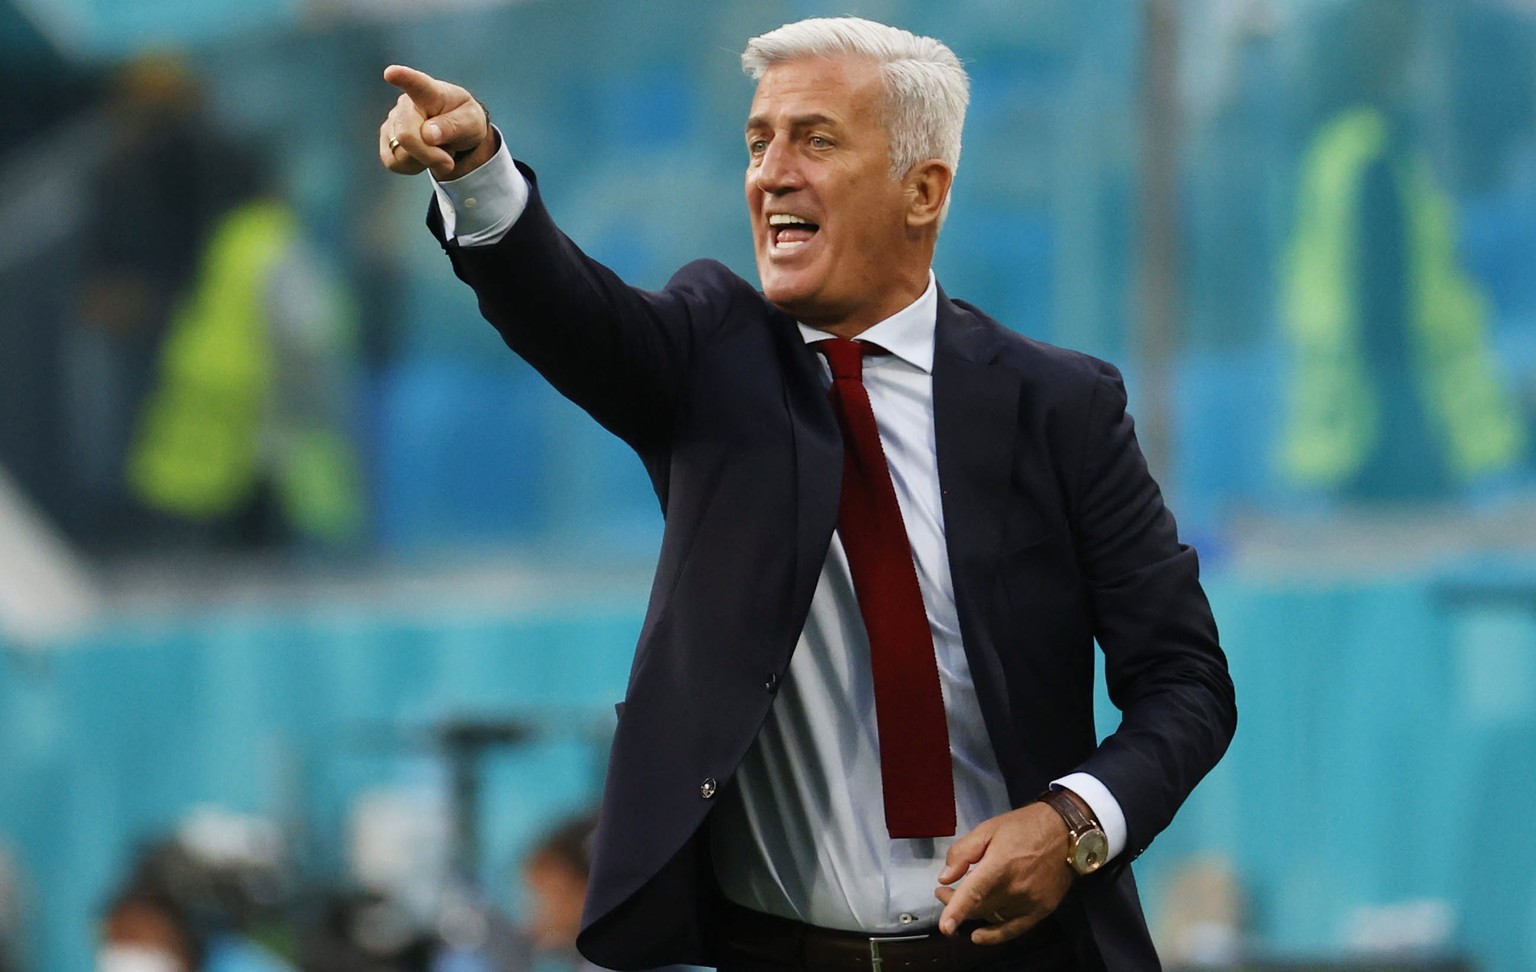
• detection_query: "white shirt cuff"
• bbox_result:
[430,128,528,246]
[1050,772,1128,862]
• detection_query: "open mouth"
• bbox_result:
[768,213,820,252]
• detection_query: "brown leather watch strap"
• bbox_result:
[1038,787,1099,835]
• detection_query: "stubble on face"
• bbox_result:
[744,56,929,336]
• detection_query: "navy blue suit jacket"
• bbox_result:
[432,164,1236,971]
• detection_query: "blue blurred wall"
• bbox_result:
[5,566,1536,969]
[0,595,647,970]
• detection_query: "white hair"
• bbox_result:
[741,16,970,180]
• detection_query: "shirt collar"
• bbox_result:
[796,270,937,375]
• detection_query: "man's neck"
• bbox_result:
[801,268,934,339]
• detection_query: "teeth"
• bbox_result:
[769,214,811,226]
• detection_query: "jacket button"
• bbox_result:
[700,777,718,799]
[765,673,778,692]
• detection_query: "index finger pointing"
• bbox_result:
[383,64,449,113]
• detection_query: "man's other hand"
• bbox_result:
[379,65,495,180]
[933,802,1075,945]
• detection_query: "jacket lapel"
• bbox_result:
[775,310,843,654]
[932,289,1034,799]
[933,294,1017,579]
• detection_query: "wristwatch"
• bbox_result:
[1038,788,1109,876]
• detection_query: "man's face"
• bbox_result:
[745,56,915,333]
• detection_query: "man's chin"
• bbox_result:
[765,294,800,314]
[761,283,813,319]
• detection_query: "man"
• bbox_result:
[379,16,1234,972]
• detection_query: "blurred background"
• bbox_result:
[2,0,1535,969]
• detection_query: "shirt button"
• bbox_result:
[464,196,478,208]
[899,913,918,925]
[700,777,718,799]
[765,673,778,692]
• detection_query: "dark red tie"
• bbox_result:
[817,337,956,839]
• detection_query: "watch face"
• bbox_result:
[1071,829,1109,874]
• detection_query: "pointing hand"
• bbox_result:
[378,64,495,180]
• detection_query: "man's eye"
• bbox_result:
[809,136,831,149]
[748,139,768,156]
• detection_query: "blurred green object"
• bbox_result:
[1281,106,1526,495]
[129,197,362,544]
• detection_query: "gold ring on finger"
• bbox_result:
[388,136,403,153]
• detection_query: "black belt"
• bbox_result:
[716,901,1075,972]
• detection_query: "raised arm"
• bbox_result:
[373,65,739,458]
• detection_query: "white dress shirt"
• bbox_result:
[432,138,1127,933]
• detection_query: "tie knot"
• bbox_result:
[817,337,867,381]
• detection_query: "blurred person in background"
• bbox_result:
[99,885,205,972]
[58,51,364,554]
[379,15,1234,972]
[1280,0,1526,500]
[65,53,251,549]
[102,824,297,972]
[512,814,595,972]
[125,162,366,552]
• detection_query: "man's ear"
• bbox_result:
[904,160,954,229]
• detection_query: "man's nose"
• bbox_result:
[754,140,802,195]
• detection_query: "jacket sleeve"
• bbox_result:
[428,161,738,454]
[1067,361,1237,863]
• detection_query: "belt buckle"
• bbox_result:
[868,933,928,972]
